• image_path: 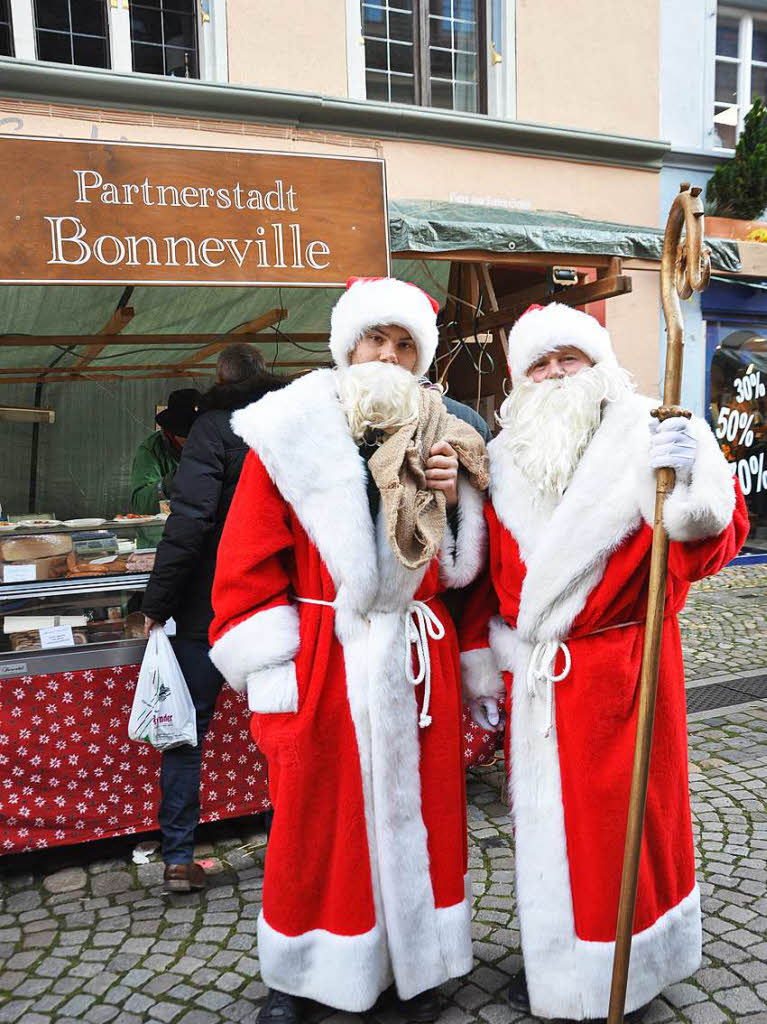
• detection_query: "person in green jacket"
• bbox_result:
[130,388,202,514]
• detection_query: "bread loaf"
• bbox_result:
[0,534,72,562]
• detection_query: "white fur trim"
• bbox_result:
[233,376,471,1002]
[507,302,618,383]
[209,604,299,692]
[507,632,701,1019]
[637,416,736,543]
[329,277,439,376]
[246,662,298,713]
[439,476,487,589]
[489,394,650,645]
[460,647,503,701]
[257,913,392,1012]
[257,877,473,1011]
[488,616,519,674]
[232,370,379,618]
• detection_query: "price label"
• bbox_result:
[39,625,75,649]
[2,563,36,583]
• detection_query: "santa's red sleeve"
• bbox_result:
[669,478,749,582]
[209,450,300,714]
[635,415,749,582]
[458,570,505,702]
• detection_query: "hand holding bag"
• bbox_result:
[128,627,197,750]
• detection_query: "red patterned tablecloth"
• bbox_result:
[0,665,499,856]
[0,664,270,855]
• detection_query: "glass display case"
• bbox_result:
[0,519,160,656]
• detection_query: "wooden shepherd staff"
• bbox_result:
[606,184,711,1024]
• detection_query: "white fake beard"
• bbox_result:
[337,361,420,444]
[496,362,633,504]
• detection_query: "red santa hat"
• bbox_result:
[329,276,440,377]
[507,302,617,383]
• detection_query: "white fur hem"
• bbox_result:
[256,884,473,1011]
[529,886,702,1019]
[247,662,298,713]
[509,631,701,1020]
[460,647,503,701]
[257,912,392,1012]
[209,604,299,692]
[439,477,487,589]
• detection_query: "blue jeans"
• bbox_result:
[158,636,224,864]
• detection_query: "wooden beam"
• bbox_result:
[71,299,136,369]
[178,308,288,368]
[0,370,217,385]
[396,249,619,269]
[0,333,329,348]
[0,357,332,376]
[441,274,632,341]
[472,263,511,410]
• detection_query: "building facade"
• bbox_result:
[0,0,671,391]
[661,0,767,557]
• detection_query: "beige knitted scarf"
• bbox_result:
[368,388,489,570]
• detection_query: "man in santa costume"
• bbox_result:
[460,302,748,1021]
[209,277,489,1024]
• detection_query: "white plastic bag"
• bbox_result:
[128,627,198,751]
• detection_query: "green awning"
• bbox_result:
[389,199,742,272]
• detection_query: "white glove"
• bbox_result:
[468,696,504,732]
[648,416,697,483]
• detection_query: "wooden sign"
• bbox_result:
[0,136,390,286]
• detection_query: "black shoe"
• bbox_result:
[257,989,301,1024]
[400,987,441,1023]
[505,969,530,1013]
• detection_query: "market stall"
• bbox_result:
[0,137,741,854]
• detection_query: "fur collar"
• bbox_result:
[232,369,380,614]
[489,393,653,643]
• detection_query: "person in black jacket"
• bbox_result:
[142,343,284,892]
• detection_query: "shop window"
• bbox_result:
[130,0,199,79]
[713,5,767,149]
[709,327,767,553]
[361,0,487,113]
[33,0,110,68]
[0,0,13,57]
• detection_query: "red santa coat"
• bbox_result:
[460,392,748,1020]
[209,369,486,1011]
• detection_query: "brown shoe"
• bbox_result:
[163,862,207,893]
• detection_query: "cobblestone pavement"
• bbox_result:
[680,565,767,682]
[2,568,767,1024]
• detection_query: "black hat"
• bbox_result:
[155,388,202,436]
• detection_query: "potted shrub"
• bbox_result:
[706,97,767,241]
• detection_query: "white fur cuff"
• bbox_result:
[439,477,487,589]
[489,616,519,674]
[210,603,300,692]
[460,647,504,701]
[247,662,299,713]
[661,418,735,542]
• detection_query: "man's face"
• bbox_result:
[350,324,418,373]
[527,345,593,383]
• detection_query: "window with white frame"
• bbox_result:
[714,6,767,149]
[5,0,224,82]
[33,0,110,68]
[0,0,13,56]
[360,0,487,113]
